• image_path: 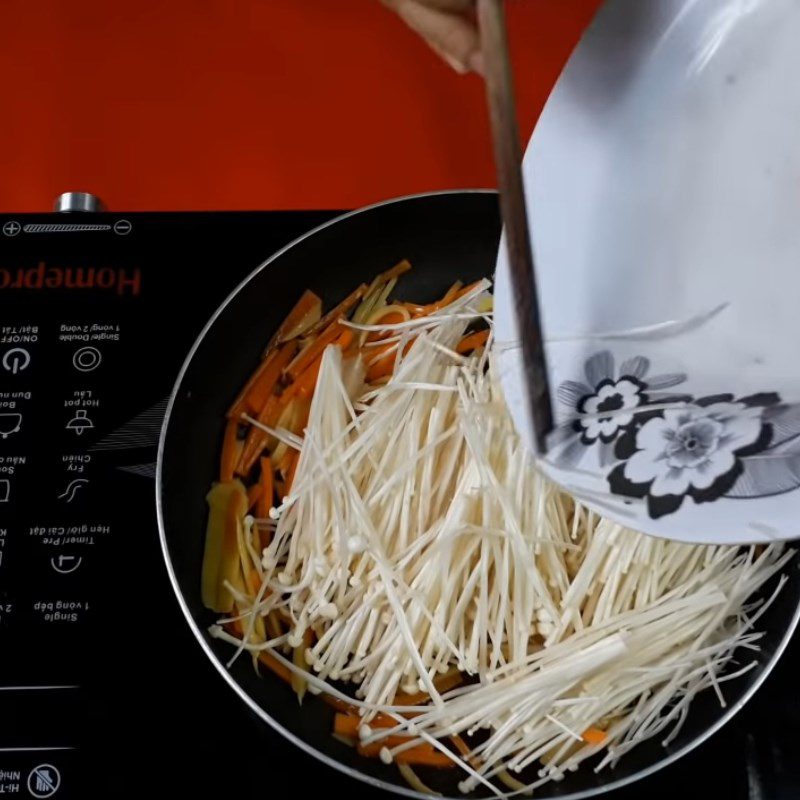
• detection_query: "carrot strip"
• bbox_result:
[336,329,355,351]
[256,458,273,519]
[284,450,300,494]
[237,360,297,476]
[324,696,356,715]
[334,714,396,739]
[366,357,395,382]
[265,289,322,353]
[246,483,263,511]
[265,610,283,639]
[456,329,490,354]
[258,396,307,481]
[375,259,412,285]
[306,283,368,337]
[333,710,418,737]
[403,281,462,316]
[227,340,296,420]
[365,307,408,344]
[237,406,275,476]
[219,418,240,482]
[257,651,292,684]
[247,568,261,597]
[259,357,320,437]
[292,397,311,435]
[404,280,484,319]
[244,341,297,416]
[325,696,422,721]
[450,731,484,772]
[227,357,272,419]
[279,351,329,403]
[285,321,343,382]
[365,338,414,382]
[582,727,607,745]
[333,714,359,738]
[258,527,272,550]
[357,741,455,767]
[453,280,484,300]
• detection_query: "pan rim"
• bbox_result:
[156,188,800,800]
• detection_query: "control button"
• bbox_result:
[72,345,102,372]
[0,479,9,502]
[51,554,83,574]
[58,478,88,503]
[113,219,132,235]
[2,220,21,237]
[1,347,30,374]
[0,412,22,439]
[66,409,93,436]
[27,764,61,798]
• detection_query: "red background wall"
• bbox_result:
[0,1,601,212]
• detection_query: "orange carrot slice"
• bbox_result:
[365,343,396,382]
[336,329,355,351]
[403,281,462,316]
[354,738,455,767]
[374,259,412,285]
[582,727,607,745]
[284,451,300,494]
[456,329,490,354]
[266,290,322,352]
[256,458,273,519]
[307,283,368,338]
[244,341,297,416]
[246,483,263,512]
[227,340,296,419]
[257,651,292,684]
[219,418,240,482]
[285,321,344,382]
[334,714,398,740]
[227,358,271,419]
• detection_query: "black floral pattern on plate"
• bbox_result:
[552,353,800,519]
[608,394,775,518]
[553,351,688,467]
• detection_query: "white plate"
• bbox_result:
[495,0,800,544]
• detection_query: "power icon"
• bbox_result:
[1,347,31,374]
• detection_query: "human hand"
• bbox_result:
[380,0,485,76]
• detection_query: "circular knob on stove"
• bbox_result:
[54,192,105,213]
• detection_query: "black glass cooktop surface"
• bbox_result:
[0,210,797,799]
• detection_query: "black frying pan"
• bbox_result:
[157,191,800,799]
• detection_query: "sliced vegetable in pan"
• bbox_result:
[201,261,792,795]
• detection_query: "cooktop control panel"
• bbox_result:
[0,211,336,797]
